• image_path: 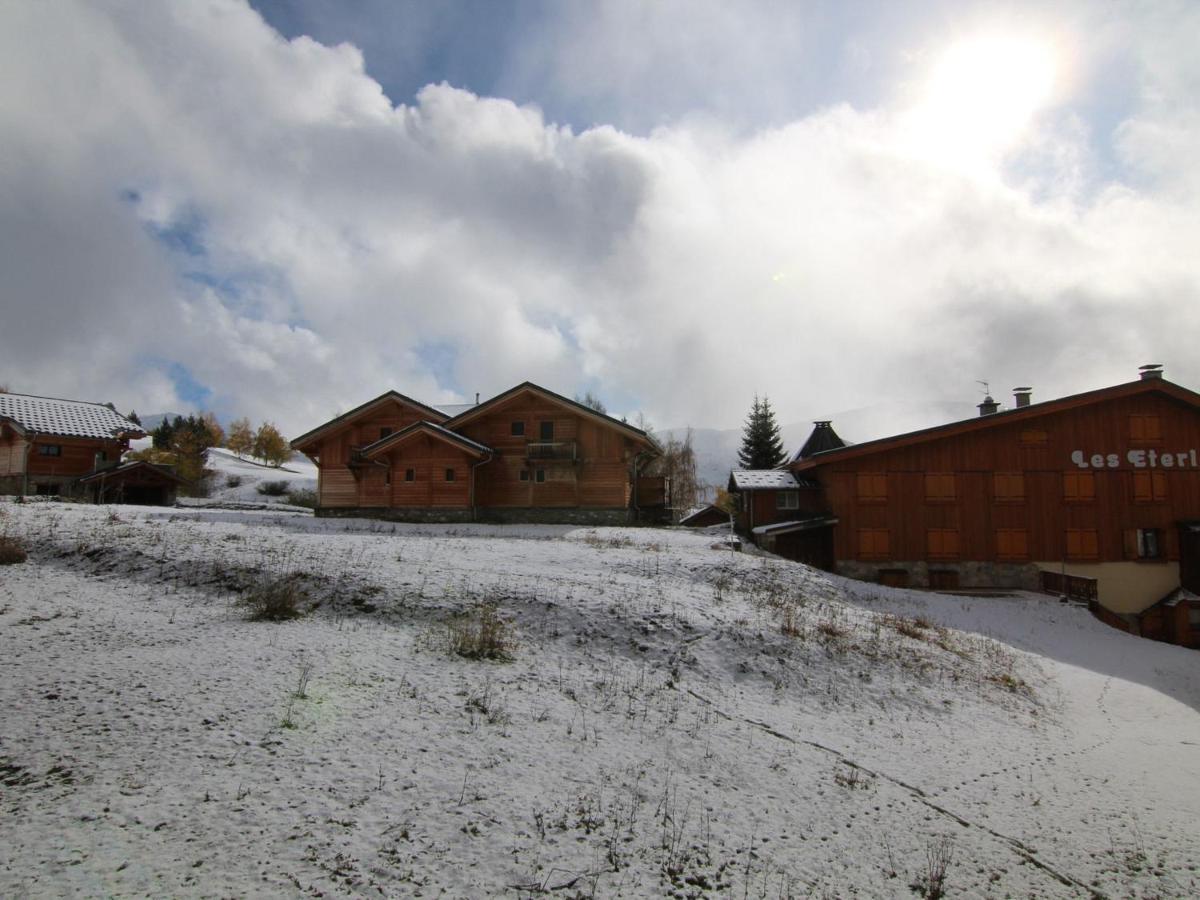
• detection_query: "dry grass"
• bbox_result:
[448,603,516,660]
[0,535,27,565]
[242,574,309,621]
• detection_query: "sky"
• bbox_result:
[2,0,1198,438]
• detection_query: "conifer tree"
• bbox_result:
[737,395,787,470]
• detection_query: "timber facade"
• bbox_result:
[731,367,1200,648]
[292,382,664,524]
[0,393,144,497]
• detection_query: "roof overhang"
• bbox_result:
[793,377,1200,471]
[77,461,192,486]
[445,382,660,454]
[752,516,839,537]
[291,391,450,452]
[359,420,492,460]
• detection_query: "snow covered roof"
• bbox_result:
[752,516,839,536]
[0,392,143,440]
[730,470,800,490]
[77,460,190,485]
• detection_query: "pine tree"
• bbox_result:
[737,395,787,470]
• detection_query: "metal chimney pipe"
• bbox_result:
[1013,387,1032,408]
[1139,364,1163,380]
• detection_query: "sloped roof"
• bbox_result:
[0,392,143,440]
[751,515,839,537]
[730,470,800,490]
[793,376,1200,471]
[359,420,492,459]
[445,382,660,452]
[794,421,847,461]
[291,390,449,451]
[77,460,191,485]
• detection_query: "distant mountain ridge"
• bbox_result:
[661,398,978,490]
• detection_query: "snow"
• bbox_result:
[730,470,799,490]
[196,447,318,507]
[1,500,1198,897]
[0,392,142,440]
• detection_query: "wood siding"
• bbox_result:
[315,399,447,508]
[806,392,1200,567]
[23,438,124,479]
[457,394,635,509]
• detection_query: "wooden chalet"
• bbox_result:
[77,460,191,506]
[292,382,664,524]
[0,392,144,496]
[732,366,1200,648]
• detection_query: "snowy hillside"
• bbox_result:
[200,447,318,506]
[1,501,1197,897]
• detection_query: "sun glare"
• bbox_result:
[906,33,1058,169]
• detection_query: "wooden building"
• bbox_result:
[77,460,191,506]
[291,382,664,524]
[0,393,144,496]
[729,367,1200,648]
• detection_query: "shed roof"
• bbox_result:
[729,470,800,490]
[77,460,191,485]
[751,515,839,537]
[0,392,143,440]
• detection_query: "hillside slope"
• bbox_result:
[1,502,1197,897]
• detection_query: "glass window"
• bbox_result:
[540,421,554,441]
[776,491,799,510]
[519,469,530,482]
[511,421,525,436]
[445,468,456,482]
[1136,528,1161,559]
[405,468,415,482]
[535,469,546,483]
[38,444,62,457]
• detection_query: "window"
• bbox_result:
[1019,429,1048,446]
[379,427,393,440]
[511,421,525,436]
[38,444,62,457]
[776,490,799,510]
[1132,470,1167,502]
[856,472,887,502]
[857,528,890,559]
[993,472,1025,502]
[996,529,1029,561]
[535,469,546,483]
[924,473,957,502]
[445,468,456,482]
[384,469,391,485]
[1063,471,1095,502]
[1065,529,1099,560]
[927,529,961,560]
[540,421,554,441]
[1129,414,1161,442]
[1136,528,1162,559]
[519,469,530,482]
[97,450,107,462]
[1188,606,1200,627]
[405,468,415,482]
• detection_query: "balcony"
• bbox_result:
[526,441,577,461]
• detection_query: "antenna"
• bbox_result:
[976,380,991,397]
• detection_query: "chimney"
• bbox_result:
[977,395,999,417]
[475,392,480,405]
[1013,387,1032,408]
[1139,364,1163,380]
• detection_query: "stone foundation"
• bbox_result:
[835,559,1041,591]
[315,506,643,526]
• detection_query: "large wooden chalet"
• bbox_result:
[730,366,1200,648]
[291,382,665,524]
[0,393,146,497]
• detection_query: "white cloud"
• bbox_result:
[1,0,1198,440]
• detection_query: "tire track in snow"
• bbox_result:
[684,686,1107,899]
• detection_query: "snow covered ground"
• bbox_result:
[1,501,1198,898]
[191,447,318,508]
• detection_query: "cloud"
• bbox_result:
[0,0,1198,440]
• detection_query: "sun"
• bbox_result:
[905,32,1059,168]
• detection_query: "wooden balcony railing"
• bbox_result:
[526,441,577,461]
[1039,570,1098,603]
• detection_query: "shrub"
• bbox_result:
[0,535,27,565]
[285,489,318,509]
[256,480,289,497]
[447,603,516,660]
[225,475,243,488]
[242,575,308,621]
